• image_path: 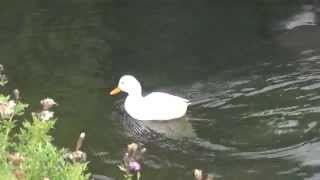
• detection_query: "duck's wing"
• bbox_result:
[134,92,190,120]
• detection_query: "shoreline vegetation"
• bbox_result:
[0,64,211,180]
[0,64,89,180]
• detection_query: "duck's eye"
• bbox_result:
[120,81,125,85]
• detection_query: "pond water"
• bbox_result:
[1,0,320,179]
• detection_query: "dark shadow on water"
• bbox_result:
[112,99,235,155]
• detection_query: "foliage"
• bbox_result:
[0,71,90,180]
[0,64,150,180]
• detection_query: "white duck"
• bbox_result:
[110,75,190,121]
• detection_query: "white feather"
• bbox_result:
[116,75,190,121]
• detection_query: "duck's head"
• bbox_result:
[110,75,142,96]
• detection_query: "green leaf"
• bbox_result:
[14,102,29,116]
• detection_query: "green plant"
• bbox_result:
[118,143,145,180]
[0,64,90,180]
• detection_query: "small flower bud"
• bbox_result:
[0,100,16,119]
[68,150,87,162]
[13,89,20,101]
[0,64,4,72]
[128,143,138,152]
[127,143,138,158]
[80,132,85,138]
[14,169,25,180]
[8,153,25,166]
[40,98,57,110]
[0,74,7,82]
[37,110,54,121]
[194,169,203,180]
[76,132,86,151]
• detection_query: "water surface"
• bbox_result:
[1,0,320,179]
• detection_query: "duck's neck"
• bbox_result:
[127,92,143,98]
[127,85,142,97]
[126,92,143,107]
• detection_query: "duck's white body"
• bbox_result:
[125,92,189,120]
[111,75,190,121]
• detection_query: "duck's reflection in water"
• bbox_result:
[137,117,196,139]
[118,109,195,140]
[114,97,233,152]
[117,109,233,153]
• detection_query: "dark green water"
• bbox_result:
[1,0,320,179]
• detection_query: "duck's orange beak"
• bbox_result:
[110,87,121,95]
